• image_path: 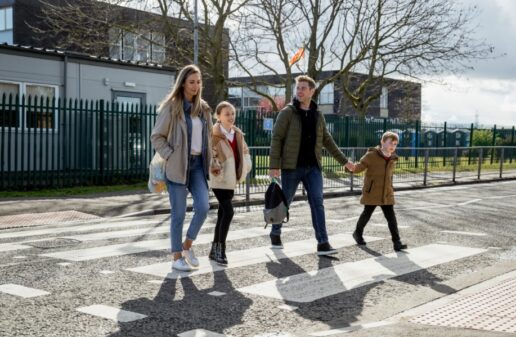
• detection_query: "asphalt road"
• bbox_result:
[0,180,515,337]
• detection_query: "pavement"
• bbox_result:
[0,180,515,337]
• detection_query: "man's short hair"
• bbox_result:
[382,131,399,143]
[295,75,316,89]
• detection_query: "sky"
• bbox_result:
[421,0,516,126]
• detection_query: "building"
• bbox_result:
[0,43,175,106]
[229,71,421,120]
[0,0,228,106]
[0,43,176,178]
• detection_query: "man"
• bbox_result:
[269,75,355,255]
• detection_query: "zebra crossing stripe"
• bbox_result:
[0,284,50,298]
[0,243,32,252]
[61,223,215,241]
[0,219,165,240]
[76,304,147,322]
[39,227,294,262]
[126,234,383,279]
[237,244,487,303]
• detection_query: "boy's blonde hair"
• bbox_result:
[214,101,236,119]
[381,131,399,143]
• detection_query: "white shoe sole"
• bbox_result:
[317,250,337,256]
[271,245,283,249]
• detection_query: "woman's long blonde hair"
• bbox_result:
[158,64,203,119]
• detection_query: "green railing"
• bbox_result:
[1,95,156,190]
[1,95,515,190]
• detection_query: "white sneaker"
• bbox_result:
[182,248,199,268]
[172,258,193,272]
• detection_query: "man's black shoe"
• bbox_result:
[394,241,408,252]
[317,242,337,256]
[352,231,367,245]
[270,234,283,249]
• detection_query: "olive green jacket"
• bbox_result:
[354,146,399,205]
[269,102,348,170]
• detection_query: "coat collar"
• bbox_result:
[370,146,399,160]
[212,122,244,140]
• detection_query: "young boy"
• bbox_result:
[350,131,408,252]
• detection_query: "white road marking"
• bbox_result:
[237,244,486,303]
[457,199,482,206]
[441,230,487,237]
[0,219,166,240]
[0,243,32,252]
[177,329,227,337]
[40,227,294,262]
[76,304,147,322]
[126,234,383,279]
[0,284,50,298]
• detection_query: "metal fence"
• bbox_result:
[233,146,516,199]
[0,95,157,189]
[1,94,515,191]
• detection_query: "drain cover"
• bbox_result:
[411,277,516,333]
[26,238,81,249]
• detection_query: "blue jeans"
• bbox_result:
[166,155,210,253]
[270,166,329,244]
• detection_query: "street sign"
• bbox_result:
[263,118,274,131]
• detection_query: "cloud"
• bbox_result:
[422,76,516,126]
[463,0,516,79]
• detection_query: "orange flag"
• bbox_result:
[289,47,305,66]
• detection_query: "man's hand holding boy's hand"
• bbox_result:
[344,161,355,173]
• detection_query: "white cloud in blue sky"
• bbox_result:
[423,0,516,126]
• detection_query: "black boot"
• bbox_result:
[393,241,408,252]
[352,231,366,245]
[209,242,218,261]
[216,242,228,265]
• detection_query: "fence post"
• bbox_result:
[443,122,447,166]
[345,116,350,147]
[478,148,483,180]
[468,123,474,165]
[452,148,458,183]
[415,120,420,168]
[99,99,105,181]
[511,126,515,164]
[499,147,504,179]
[423,149,429,186]
[350,148,355,192]
[245,171,251,212]
[491,124,496,164]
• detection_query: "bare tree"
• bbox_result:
[231,0,493,116]
[30,0,249,104]
[230,0,349,111]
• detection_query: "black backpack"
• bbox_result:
[263,179,289,228]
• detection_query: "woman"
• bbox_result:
[150,64,213,272]
[209,101,252,265]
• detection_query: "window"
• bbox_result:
[0,81,20,127]
[0,81,58,130]
[318,83,334,105]
[0,7,13,31]
[109,28,166,63]
[108,28,122,59]
[25,84,58,129]
[151,32,166,63]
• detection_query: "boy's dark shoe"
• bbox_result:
[393,241,408,252]
[352,231,367,245]
[317,242,337,256]
[270,234,283,249]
